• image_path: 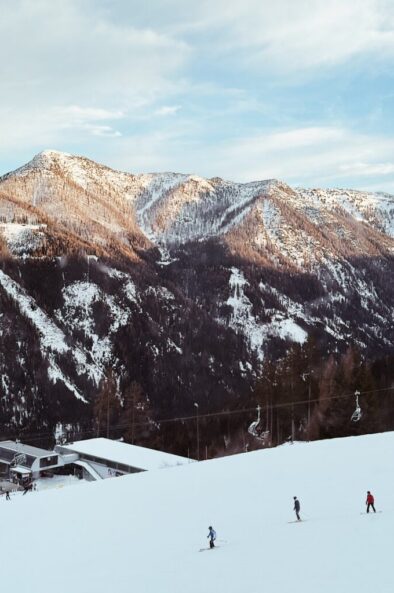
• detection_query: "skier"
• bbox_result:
[293,496,301,521]
[5,491,10,501]
[207,526,216,549]
[23,483,33,495]
[366,491,376,513]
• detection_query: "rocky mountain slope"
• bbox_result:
[0,150,393,445]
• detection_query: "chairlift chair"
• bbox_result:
[248,405,270,442]
[248,405,261,438]
[351,391,362,422]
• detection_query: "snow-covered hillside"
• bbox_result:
[298,187,394,238]
[1,432,392,593]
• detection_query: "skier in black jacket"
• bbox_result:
[293,496,301,520]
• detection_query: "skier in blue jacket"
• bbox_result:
[207,526,216,548]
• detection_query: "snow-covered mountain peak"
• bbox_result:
[34,149,73,162]
[297,187,394,238]
[7,149,76,177]
[2,149,136,196]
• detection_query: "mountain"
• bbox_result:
[0,150,393,447]
[1,431,392,593]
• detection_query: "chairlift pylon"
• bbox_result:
[351,390,362,422]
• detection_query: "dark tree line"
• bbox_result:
[246,340,394,450]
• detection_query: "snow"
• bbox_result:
[135,175,273,247]
[0,431,393,593]
[167,338,183,354]
[0,223,46,254]
[297,187,394,238]
[9,150,136,198]
[273,317,308,343]
[222,268,307,359]
[0,270,97,398]
[135,172,188,252]
[102,266,140,307]
[0,269,68,353]
[35,474,82,491]
[56,280,131,370]
[62,438,191,471]
[216,180,270,235]
[47,361,88,402]
[225,267,266,357]
[257,198,282,246]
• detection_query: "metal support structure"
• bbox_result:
[194,402,200,461]
[308,381,311,441]
[106,382,110,439]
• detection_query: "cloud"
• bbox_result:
[0,0,189,155]
[100,124,394,192]
[339,162,394,176]
[215,125,394,186]
[57,106,125,122]
[1,0,394,193]
[54,105,124,137]
[0,103,124,155]
[168,0,394,73]
[89,126,122,138]
[154,105,181,116]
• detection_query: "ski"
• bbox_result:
[199,546,220,552]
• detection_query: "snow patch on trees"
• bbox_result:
[0,269,92,399]
[222,268,308,359]
[0,223,46,255]
[297,187,394,238]
[56,280,131,368]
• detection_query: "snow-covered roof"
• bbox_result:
[0,441,58,459]
[60,438,191,471]
[10,466,31,474]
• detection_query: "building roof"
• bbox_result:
[0,441,58,459]
[61,438,192,471]
[10,466,31,475]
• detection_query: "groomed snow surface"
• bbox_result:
[1,432,392,593]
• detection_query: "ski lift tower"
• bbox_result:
[194,402,200,461]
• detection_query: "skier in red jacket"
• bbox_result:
[366,491,376,513]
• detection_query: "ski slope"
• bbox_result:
[1,432,393,593]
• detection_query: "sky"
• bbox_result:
[1,0,394,191]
